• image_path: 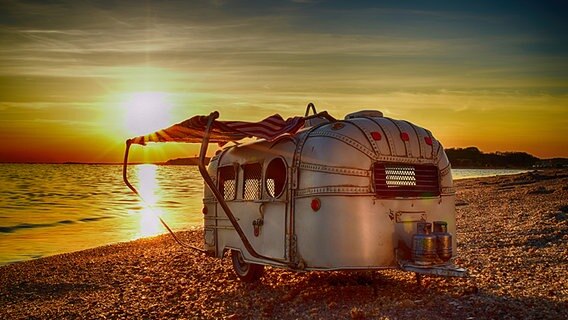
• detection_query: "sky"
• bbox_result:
[0,0,567,163]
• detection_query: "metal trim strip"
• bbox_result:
[207,225,236,230]
[384,117,408,156]
[441,187,456,194]
[403,120,423,159]
[346,118,381,155]
[440,164,452,177]
[299,162,370,177]
[375,155,437,164]
[296,186,373,197]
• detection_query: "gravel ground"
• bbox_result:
[1,169,567,319]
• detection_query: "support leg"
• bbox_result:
[415,273,423,286]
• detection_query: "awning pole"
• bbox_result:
[122,140,136,196]
[123,139,206,253]
[197,112,291,266]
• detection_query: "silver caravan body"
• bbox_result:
[123,105,466,281]
[202,110,459,274]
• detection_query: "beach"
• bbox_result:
[1,170,566,319]
[0,164,530,266]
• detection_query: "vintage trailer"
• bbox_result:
[123,104,466,282]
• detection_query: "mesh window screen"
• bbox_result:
[218,166,236,200]
[267,179,276,197]
[385,165,417,186]
[243,163,262,200]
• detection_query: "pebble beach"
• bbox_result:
[1,170,566,319]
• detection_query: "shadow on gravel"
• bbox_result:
[524,227,568,248]
[497,171,568,188]
[4,281,102,301]
[211,270,567,319]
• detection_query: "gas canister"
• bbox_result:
[433,221,453,262]
[411,222,437,265]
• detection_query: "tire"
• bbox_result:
[231,250,264,282]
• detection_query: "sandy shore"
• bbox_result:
[1,170,567,319]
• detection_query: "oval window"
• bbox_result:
[265,158,287,198]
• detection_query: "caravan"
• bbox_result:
[124,104,466,282]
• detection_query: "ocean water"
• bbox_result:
[0,164,204,265]
[452,168,528,180]
[0,164,528,265]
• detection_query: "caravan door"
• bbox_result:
[258,157,289,260]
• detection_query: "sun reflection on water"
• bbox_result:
[132,164,164,239]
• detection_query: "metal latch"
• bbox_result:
[252,218,263,237]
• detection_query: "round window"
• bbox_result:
[265,158,287,198]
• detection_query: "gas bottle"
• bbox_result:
[433,221,453,262]
[411,222,437,265]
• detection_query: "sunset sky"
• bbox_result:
[1,0,566,163]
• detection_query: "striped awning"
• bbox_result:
[127,113,306,145]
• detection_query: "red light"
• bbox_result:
[400,132,409,141]
[311,198,321,211]
[424,137,433,145]
[202,206,208,215]
[371,131,382,141]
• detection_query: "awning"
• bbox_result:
[127,113,306,145]
[122,106,334,265]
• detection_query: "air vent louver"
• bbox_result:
[374,163,440,197]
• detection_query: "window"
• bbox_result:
[218,166,236,200]
[374,163,440,198]
[243,163,262,200]
[265,158,287,198]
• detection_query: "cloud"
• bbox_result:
[0,0,567,160]
[1,0,563,93]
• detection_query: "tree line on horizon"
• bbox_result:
[445,147,567,169]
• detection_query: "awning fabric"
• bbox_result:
[128,113,306,145]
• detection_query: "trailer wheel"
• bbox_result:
[231,250,264,282]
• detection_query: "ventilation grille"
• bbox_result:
[374,163,440,197]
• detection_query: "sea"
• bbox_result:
[0,164,528,266]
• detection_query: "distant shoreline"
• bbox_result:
[1,146,566,167]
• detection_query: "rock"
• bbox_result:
[456,199,469,206]
[309,307,319,317]
[463,285,479,295]
[350,307,365,319]
[400,299,415,308]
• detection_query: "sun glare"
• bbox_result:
[122,92,173,136]
[133,164,164,238]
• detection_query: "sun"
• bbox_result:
[122,92,173,136]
